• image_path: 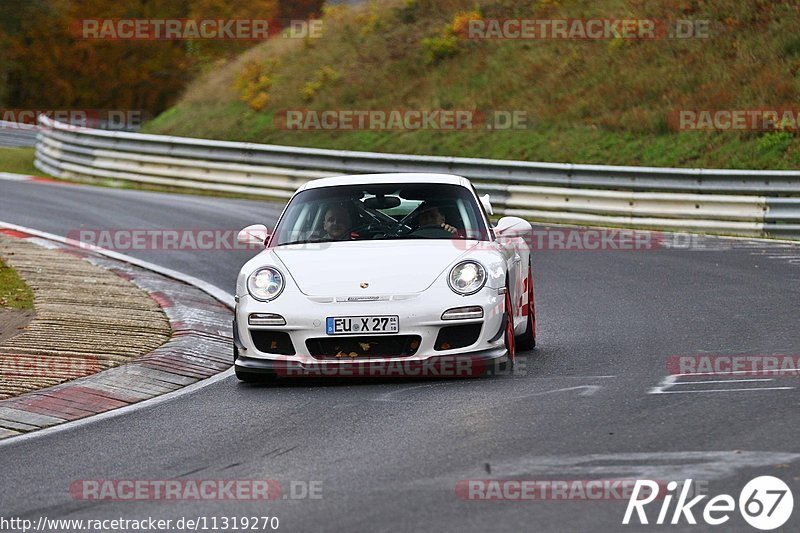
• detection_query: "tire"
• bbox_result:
[515,261,536,351]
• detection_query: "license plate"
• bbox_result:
[326,315,399,335]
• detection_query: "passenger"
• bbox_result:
[322,204,354,240]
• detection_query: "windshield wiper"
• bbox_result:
[278,239,324,246]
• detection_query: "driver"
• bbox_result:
[416,202,457,234]
[322,204,355,240]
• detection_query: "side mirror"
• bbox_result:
[237,224,270,246]
[479,194,494,215]
[494,216,530,239]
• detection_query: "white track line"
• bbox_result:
[0,220,236,448]
[675,369,798,377]
[671,378,775,385]
[654,387,794,394]
[0,172,33,181]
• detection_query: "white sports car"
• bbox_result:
[233,173,535,381]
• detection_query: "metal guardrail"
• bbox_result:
[34,114,800,239]
[1,119,140,148]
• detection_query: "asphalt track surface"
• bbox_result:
[0,179,799,532]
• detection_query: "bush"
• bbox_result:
[420,10,482,65]
[234,60,278,111]
[300,66,341,102]
[420,34,461,64]
[756,131,793,154]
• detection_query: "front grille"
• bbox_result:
[250,330,296,355]
[434,323,482,351]
[306,335,421,360]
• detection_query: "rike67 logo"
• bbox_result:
[623,477,794,530]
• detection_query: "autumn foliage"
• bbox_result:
[0,0,323,116]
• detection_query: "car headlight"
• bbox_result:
[247,267,285,301]
[448,261,486,296]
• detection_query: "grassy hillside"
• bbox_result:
[0,147,38,176]
[144,0,800,169]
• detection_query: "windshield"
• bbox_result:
[273,183,489,246]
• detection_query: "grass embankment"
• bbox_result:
[143,0,800,170]
[0,148,38,309]
[0,148,36,310]
[0,259,33,310]
[0,147,38,176]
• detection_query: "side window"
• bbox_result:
[291,204,314,242]
[454,199,473,233]
[471,185,495,240]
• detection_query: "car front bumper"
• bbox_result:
[234,347,510,378]
[234,282,509,378]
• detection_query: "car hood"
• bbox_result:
[273,240,479,296]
